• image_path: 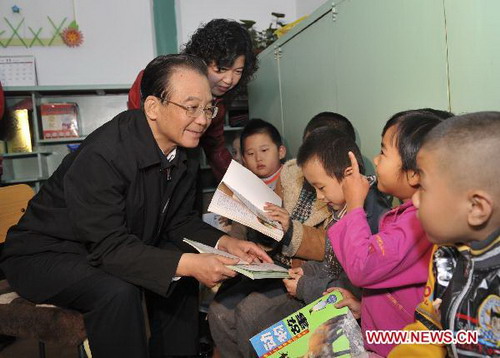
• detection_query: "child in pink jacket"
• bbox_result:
[328,109,452,356]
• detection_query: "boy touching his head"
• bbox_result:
[285,127,389,303]
[390,112,500,357]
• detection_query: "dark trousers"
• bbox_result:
[3,253,200,358]
[208,276,298,358]
[49,274,200,358]
[49,271,148,358]
[145,278,200,357]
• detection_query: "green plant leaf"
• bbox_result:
[240,19,256,28]
[271,12,285,18]
[68,20,79,30]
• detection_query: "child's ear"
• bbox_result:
[467,190,493,227]
[143,95,160,121]
[278,145,287,160]
[342,166,352,178]
[407,170,419,187]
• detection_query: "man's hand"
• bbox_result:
[342,151,369,212]
[289,267,304,277]
[176,253,238,288]
[264,203,291,233]
[323,286,361,319]
[217,235,273,263]
[283,267,304,297]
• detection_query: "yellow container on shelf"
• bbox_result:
[275,16,308,38]
[6,109,32,153]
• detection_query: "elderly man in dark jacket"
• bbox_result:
[0,55,271,358]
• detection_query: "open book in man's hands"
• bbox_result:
[183,239,289,280]
[208,160,284,241]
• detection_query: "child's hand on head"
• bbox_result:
[323,286,361,319]
[264,203,291,232]
[283,267,303,297]
[342,151,370,212]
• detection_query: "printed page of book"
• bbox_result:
[183,238,247,264]
[250,291,366,357]
[183,239,289,280]
[223,160,282,220]
[228,265,290,280]
[208,186,284,241]
[230,263,288,273]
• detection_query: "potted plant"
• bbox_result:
[240,12,286,53]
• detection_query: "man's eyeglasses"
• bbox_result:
[163,100,218,119]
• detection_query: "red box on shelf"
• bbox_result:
[40,103,79,139]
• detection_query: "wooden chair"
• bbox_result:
[0,184,34,241]
[0,184,88,358]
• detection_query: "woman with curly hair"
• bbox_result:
[128,19,258,180]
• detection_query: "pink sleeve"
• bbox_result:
[329,206,432,289]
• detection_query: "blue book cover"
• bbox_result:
[250,290,365,357]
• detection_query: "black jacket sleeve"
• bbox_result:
[64,145,183,297]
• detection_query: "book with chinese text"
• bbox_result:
[208,160,284,241]
[183,239,289,280]
[250,291,366,357]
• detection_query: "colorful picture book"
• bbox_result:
[183,239,289,280]
[208,160,284,241]
[250,291,366,357]
[40,103,79,139]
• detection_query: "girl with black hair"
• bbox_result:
[328,109,451,356]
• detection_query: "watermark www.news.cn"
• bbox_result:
[365,330,478,345]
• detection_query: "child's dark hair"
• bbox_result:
[303,112,355,141]
[240,119,282,152]
[182,19,258,100]
[297,128,365,181]
[422,112,500,194]
[382,108,453,172]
